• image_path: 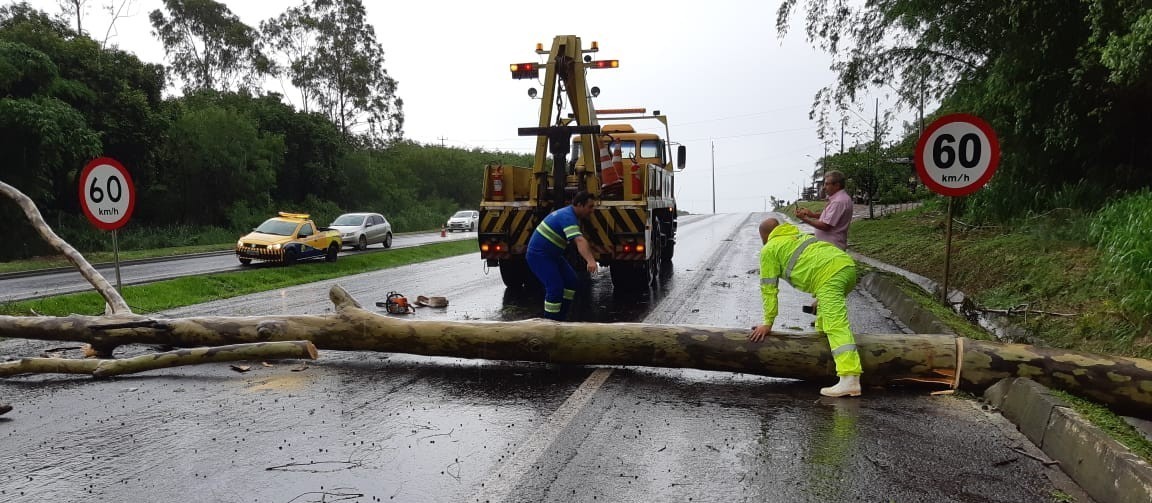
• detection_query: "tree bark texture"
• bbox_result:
[0,341,318,378]
[0,181,130,314]
[2,286,1150,418]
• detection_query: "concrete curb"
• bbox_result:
[858,271,955,335]
[857,260,1152,503]
[985,378,1152,503]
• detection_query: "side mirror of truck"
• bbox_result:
[677,145,687,170]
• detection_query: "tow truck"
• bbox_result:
[477,35,685,290]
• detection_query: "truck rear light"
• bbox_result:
[510,62,539,79]
[636,244,645,253]
[481,243,491,252]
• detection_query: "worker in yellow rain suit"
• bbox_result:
[749,218,863,397]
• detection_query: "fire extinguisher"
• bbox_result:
[491,165,504,199]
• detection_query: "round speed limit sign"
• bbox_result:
[915,114,1000,197]
[79,157,136,230]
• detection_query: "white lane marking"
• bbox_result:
[471,367,614,503]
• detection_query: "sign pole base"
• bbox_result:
[942,197,954,304]
[112,229,122,293]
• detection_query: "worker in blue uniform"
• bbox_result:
[526,191,599,320]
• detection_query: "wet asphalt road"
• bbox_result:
[0,213,1088,503]
[0,231,475,303]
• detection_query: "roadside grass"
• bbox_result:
[0,240,476,317]
[858,266,993,341]
[849,205,1149,360]
[851,206,1152,463]
[0,243,232,275]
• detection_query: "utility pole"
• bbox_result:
[437,136,447,147]
[874,97,880,147]
[711,140,716,214]
[840,117,845,154]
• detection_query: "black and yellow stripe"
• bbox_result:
[480,208,538,248]
[586,205,647,254]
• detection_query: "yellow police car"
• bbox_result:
[235,212,342,265]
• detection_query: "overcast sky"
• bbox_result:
[18,0,910,214]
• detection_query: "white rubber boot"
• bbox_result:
[820,375,862,397]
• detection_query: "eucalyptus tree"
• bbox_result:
[149,0,269,92]
[262,0,404,143]
[777,1,1152,218]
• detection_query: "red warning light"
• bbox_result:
[590,60,619,70]
[510,62,540,80]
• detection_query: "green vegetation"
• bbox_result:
[0,2,531,263]
[850,200,1149,360]
[779,1,1152,222]
[1089,190,1152,335]
[0,240,475,316]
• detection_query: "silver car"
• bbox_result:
[330,213,393,250]
[446,210,479,232]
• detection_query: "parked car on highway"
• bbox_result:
[330,212,393,250]
[446,210,479,232]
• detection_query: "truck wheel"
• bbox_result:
[357,235,367,250]
[326,243,339,262]
[661,241,675,261]
[500,259,538,289]
[283,248,298,266]
[239,257,252,266]
[383,232,393,248]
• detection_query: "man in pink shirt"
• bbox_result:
[796,170,852,250]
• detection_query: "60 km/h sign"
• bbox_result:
[79,157,135,231]
[915,113,1000,197]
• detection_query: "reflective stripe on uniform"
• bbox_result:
[535,222,567,249]
[563,225,582,240]
[760,277,779,285]
[544,300,562,313]
[831,343,857,356]
[784,237,818,283]
[563,288,576,300]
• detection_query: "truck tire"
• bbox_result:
[500,259,539,289]
[610,263,647,291]
[325,243,339,262]
[661,241,675,261]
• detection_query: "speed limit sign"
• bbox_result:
[79,157,135,230]
[915,114,1000,197]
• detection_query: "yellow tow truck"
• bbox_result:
[477,35,686,290]
[235,212,342,265]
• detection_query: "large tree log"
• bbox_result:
[2,285,1150,418]
[0,181,129,314]
[0,341,318,378]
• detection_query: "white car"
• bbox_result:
[446,210,479,232]
[330,212,393,250]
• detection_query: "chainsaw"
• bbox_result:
[377,291,415,315]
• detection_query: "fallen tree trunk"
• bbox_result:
[0,341,318,378]
[2,285,1150,418]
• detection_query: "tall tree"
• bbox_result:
[149,0,268,92]
[261,0,403,143]
[777,1,1152,220]
[56,0,89,35]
